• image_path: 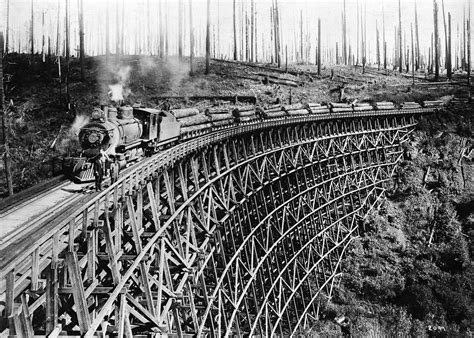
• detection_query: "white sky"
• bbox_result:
[1,0,471,65]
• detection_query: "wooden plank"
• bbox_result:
[87,228,97,283]
[68,219,75,252]
[65,251,91,333]
[117,294,126,338]
[5,270,14,319]
[45,266,58,334]
[30,247,40,291]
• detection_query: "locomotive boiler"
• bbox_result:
[65,105,181,182]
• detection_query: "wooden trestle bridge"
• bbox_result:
[0,108,433,336]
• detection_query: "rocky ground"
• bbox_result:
[1,54,472,335]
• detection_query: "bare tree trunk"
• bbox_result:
[159,0,164,58]
[468,0,471,92]
[448,12,452,79]
[274,0,281,68]
[147,0,151,54]
[415,0,420,69]
[442,0,448,71]
[382,3,386,69]
[179,0,183,59]
[464,6,467,70]
[376,20,380,70]
[251,0,255,62]
[233,0,237,60]
[189,0,194,74]
[56,0,61,55]
[434,0,440,80]
[42,11,45,62]
[121,0,125,55]
[300,10,303,63]
[65,0,70,108]
[0,32,13,196]
[105,0,110,64]
[255,2,258,62]
[398,0,403,73]
[318,18,321,75]
[79,0,85,81]
[411,23,415,85]
[6,0,10,54]
[343,0,347,65]
[31,0,34,57]
[206,0,211,74]
[356,0,359,65]
[115,0,119,62]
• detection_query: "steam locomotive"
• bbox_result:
[65,105,181,181]
[65,99,443,182]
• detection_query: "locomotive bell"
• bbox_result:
[107,107,118,120]
[92,107,107,121]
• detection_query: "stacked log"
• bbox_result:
[352,102,374,111]
[178,114,211,127]
[283,103,309,116]
[375,102,396,110]
[306,103,330,114]
[233,106,259,122]
[423,100,444,108]
[171,108,200,119]
[172,107,212,135]
[205,107,235,127]
[401,102,422,109]
[262,104,287,119]
[330,102,353,113]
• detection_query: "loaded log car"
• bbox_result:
[64,105,180,182]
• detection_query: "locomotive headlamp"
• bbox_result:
[88,132,100,144]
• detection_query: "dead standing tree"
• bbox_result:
[30,0,34,57]
[206,0,211,74]
[434,0,440,80]
[189,0,194,74]
[79,0,85,81]
[0,32,14,196]
[65,0,71,109]
[233,0,237,60]
[398,0,403,73]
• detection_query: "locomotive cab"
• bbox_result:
[133,108,180,149]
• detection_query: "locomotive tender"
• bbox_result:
[65,99,443,182]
